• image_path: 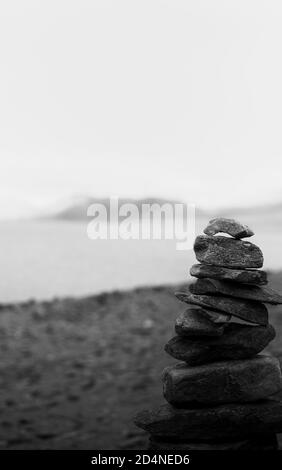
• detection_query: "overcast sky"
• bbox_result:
[1,1,282,217]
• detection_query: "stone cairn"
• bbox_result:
[135,218,282,450]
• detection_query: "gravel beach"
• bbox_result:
[0,273,282,450]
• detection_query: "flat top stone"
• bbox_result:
[175,291,269,326]
[165,323,275,365]
[204,218,254,239]
[162,355,282,405]
[175,308,229,337]
[194,235,264,269]
[190,264,268,286]
[134,400,282,440]
[190,278,282,304]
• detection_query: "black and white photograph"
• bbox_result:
[1,0,282,461]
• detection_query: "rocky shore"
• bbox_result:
[0,273,282,449]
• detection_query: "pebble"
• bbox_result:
[164,323,275,365]
[175,291,268,326]
[175,308,229,337]
[190,263,268,285]
[162,355,282,405]
[194,235,263,268]
[203,218,254,239]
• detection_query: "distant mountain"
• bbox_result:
[44,195,207,221]
[218,201,282,216]
[42,195,282,226]
[218,202,282,221]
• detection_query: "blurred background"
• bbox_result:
[1,0,282,450]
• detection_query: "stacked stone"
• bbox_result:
[135,218,282,450]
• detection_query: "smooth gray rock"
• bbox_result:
[165,323,275,365]
[162,356,282,405]
[204,218,254,239]
[175,308,229,337]
[175,291,268,326]
[190,263,268,286]
[134,400,282,440]
[194,235,263,268]
[149,435,278,451]
[190,278,282,304]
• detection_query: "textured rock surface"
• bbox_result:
[175,308,229,337]
[194,235,263,268]
[162,356,282,405]
[149,435,278,451]
[190,278,282,305]
[190,263,268,286]
[134,400,282,440]
[165,323,275,365]
[175,291,268,325]
[203,218,254,239]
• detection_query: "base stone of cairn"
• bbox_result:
[149,434,279,451]
[134,218,282,450]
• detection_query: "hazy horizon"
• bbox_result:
[2,192,282,221]
[2,1,282,218]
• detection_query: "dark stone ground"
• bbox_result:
[0,273,282,450]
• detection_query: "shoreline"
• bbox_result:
[0,275,282,449]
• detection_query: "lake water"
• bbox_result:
[1,218,282,303]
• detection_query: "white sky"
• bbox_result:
[1,0,282,217]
